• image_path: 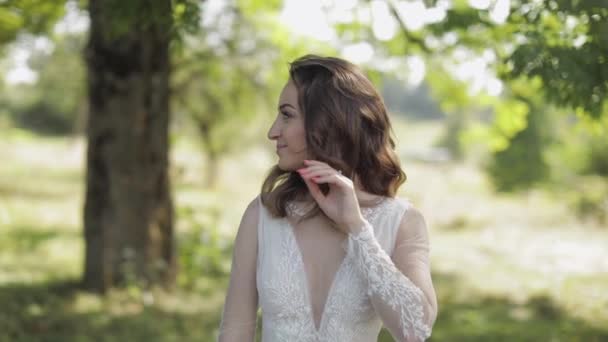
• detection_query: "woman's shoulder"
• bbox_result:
[390,197,430,243]
[240,194,262,225]
[359,195,402,225]
[371,195,413,214]
[373,196,427,232]
[389,196,425,222]
[244,194,261,211]
[378,196,429,251]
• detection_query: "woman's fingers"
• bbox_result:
[309,173,338,183]
[300,169,336,180]
[299,158,350,189]
[309,174,350,190]
[300,161,344,178]
[302,174,325,202]
[303,160,337,172]
[300,164,332,174]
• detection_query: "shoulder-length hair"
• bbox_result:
[260,54,406,223]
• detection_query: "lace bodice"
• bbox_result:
[218,196,437,341]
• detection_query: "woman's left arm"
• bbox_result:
[345,206,438,342]
[297,159,437,340]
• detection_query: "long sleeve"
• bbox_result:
[217,196,260,341]
[345,206,437,341]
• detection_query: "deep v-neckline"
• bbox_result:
[285,220,347,333]
[284,197,390,333]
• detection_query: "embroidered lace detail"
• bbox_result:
[261,221,317,341]
[254,197,434,341]
[360,197,390,222]
[320,256,377,341]
[285,200,309,218]
[347,220,432,341]
[286,197,390,221]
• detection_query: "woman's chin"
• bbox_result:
[277,159,299,172]
[278,165,291,172]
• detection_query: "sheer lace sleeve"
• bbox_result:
[217,196,260,341]
[345,205,437,341]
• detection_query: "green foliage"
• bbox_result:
[426,0,608,119]
[91,0,174,42]
[425,65,474,159]
[0,0,202,54]
[0,0,67,48]
[501,0,608,119]
[1,32,85,135]
[491,98,529,150]
[486,95,550,192]
[381,77,444,120]
[436,110,466,160]
[171,0,201,35]
[569,177,608,225]
[585,133,608,177]
[329,0,608,180]
[237,0,283,14]
[427,5,494,44]
[177,204,233,291]
[463,95,531,155]
[14,100,75,134]
[543,114,608,223]
[425,63,472,113]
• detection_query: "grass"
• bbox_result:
[0,280,225,342]
[1,119,607,341]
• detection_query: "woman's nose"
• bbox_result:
[267,119,280,140]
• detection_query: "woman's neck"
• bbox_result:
[353,175,385,207]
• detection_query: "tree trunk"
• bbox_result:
[205,149,219,189]
[82,0,175,292]
[197,120,219,189]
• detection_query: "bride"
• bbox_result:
[218,55,438,341]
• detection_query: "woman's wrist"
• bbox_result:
[344,216,368,235]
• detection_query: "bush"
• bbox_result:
[486,106,550,192]
[177,205,233,291]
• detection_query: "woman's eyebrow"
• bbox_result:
[279,103,296,111]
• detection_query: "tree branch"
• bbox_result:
[384,0,432,54]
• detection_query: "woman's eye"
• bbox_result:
[281,112,290,119]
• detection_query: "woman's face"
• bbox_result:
[267,80,308,171]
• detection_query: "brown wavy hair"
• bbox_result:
[261,54,406,222]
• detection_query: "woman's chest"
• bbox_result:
[257,219,373,327]
[291,218,346,286]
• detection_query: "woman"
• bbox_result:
[218,55,437,341]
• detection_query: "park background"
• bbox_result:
[1,0,607,341]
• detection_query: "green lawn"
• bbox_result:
[1,120,607,341]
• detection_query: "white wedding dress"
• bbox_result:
[218,195,437,342]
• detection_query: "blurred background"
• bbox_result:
[1,0,607,341]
